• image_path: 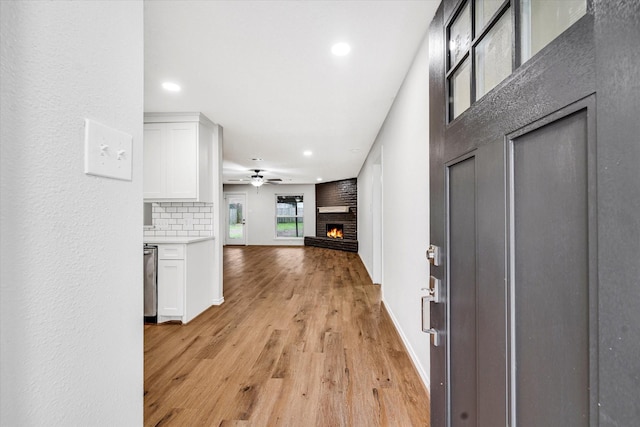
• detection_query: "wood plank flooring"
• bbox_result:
[144,246,430,426]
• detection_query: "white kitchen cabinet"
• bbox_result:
[155,239,216,324]
[144,113,218,202]
[157,259,185,317]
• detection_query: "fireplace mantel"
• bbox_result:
[318,206,350,213]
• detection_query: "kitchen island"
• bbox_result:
[144,236,220,324]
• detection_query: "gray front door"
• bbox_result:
[429,1,639,426]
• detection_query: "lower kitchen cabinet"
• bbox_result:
[157,259,184,317]
[155,239,215,324]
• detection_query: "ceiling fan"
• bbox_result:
[249,169,282,187]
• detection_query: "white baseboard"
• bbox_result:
[211,297,225,305]
[356,253,430,391]
[358,252,375,284]
[382,300,431,392]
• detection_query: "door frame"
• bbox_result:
[372,155,383,284]
[224,192,248,246]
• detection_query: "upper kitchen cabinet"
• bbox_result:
[144,113,220,202]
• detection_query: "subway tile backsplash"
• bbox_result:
[144,202,213,238]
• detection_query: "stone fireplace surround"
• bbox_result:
[304,178,358,252]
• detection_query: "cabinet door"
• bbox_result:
[166,122,198,199]
[143,123,165,199]
[157,259,184,316]
[197,122,214,203]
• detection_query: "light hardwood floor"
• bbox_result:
[144,246,430,426]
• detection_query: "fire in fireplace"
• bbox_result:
[326,224,344,239]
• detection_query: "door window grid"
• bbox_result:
[447,0,512,121]
[446,0,587,122]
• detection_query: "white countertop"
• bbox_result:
[144,236,214,244]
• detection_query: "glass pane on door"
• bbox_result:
[475,0,504,32]
[450,58,471,120]
[475,10,512,99]
[228,200,243,240]
[449,1,472,69]
[520,0,587,63]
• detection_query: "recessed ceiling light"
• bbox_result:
[317,177,323,181]
[251,158,264,161]
[303,150,313,156]
[331,42,351,56]
[162,82,181,92]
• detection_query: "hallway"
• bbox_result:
[144,246,430,426]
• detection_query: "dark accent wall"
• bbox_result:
[304,178,358,252]
[315,178,357,240]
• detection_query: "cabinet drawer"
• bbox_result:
[158,244,185,259]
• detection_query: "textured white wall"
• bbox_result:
[0,1,144,425]
[358,29,431,388]
[223,184,316,245]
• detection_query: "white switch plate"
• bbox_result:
[84,119,133,181]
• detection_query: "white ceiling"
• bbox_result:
[144,0,439,185]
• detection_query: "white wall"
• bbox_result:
[224,184,316,245]
[358,146,382,281]
[358,29,431,388]
[1,2,143,425]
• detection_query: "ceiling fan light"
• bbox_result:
[251,177,264,187]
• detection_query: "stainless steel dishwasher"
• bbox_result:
[143,244,158,323]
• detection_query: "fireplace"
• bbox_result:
[304,178,358,252]
[326,224,344,239]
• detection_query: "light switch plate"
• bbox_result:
[84,119,133,181]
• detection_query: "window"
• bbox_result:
[446,0,586,122]
[276,195,304,238]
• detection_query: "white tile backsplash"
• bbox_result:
[144,202,214,237]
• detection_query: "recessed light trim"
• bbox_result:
[162,82,181,92]
[303,150,313,156]
[331,42,351,56]
[317,177,323,181]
